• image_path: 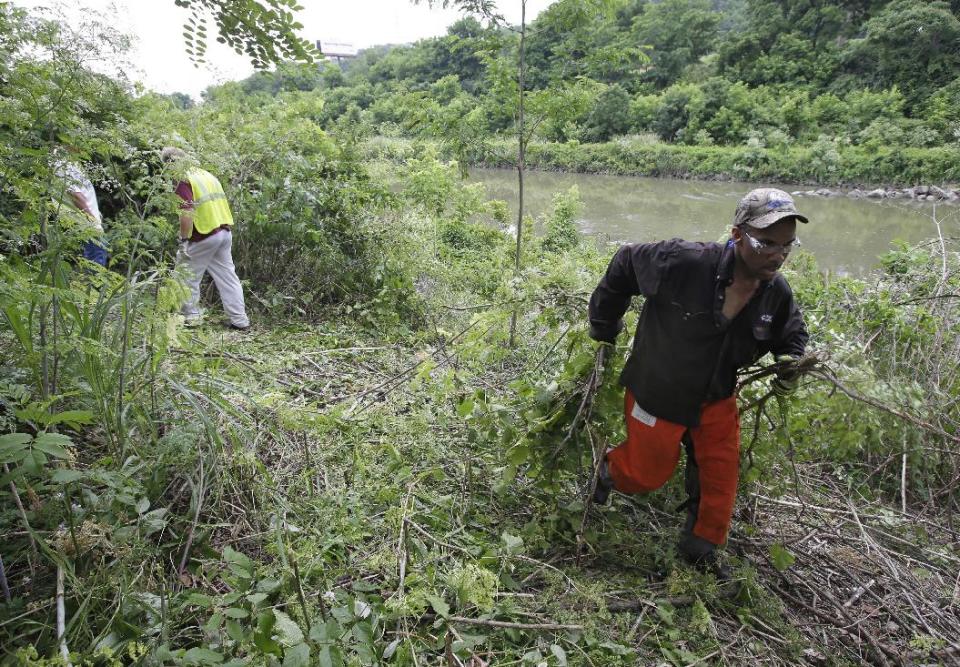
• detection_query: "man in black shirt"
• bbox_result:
[588,188,809,576]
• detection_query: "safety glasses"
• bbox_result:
[743,230,801,256]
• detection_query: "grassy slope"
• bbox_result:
[153,296,958,665]
[4,203,958,666]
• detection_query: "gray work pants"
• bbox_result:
[177,229,249,328]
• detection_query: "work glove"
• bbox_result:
[596,341,614,367]
[177,238,190,261]
[772,354,800,396]
[588,317,623,345]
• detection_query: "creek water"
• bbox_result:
[470,168,960,276]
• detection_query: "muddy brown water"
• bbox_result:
[471,168,960,276]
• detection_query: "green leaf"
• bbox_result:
[226,619,245,643]
[185,593,214,608]
[33,432,72,458]
[204,612,223,635]
[50,469,85,483]
[23,449,46,475]
[770,543,796,571]
[0,433,31,449]
[223,546,255,578]
[246,592,269,606]
[426,593,450,618]
[224,607,249,619]
[550,644,568,666]
[283,643,311,667]
[45,410,94,429]
[383,638,401,660]
[273,609,304,646]
[0,434,32,464]
[183,647,224,664]
[500,532,524,555]
[254,610,281,655]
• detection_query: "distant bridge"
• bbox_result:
[316,41,358,63]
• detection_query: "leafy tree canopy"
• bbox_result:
[173,0,316,68]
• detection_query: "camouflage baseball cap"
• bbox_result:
[734,188,809,228]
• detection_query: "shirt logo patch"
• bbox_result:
[630,402,657,427]
[760,313,773,323]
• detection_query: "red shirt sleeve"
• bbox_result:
[175,181,194,210]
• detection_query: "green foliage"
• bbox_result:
[842,0,960,109]
[4,3,960,666]
[633,0,721,90]
[473,136,960,186]
[294,0,960,156]
[582,84,632,142]
[173,0,317,68]
[541,186,583,254]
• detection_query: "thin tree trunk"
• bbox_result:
[57,565,72,666]
[508,0,527,348]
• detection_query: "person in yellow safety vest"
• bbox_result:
[160,147,250,330]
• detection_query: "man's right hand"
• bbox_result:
[596,341,613,367]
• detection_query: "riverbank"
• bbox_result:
[365,136,960,194]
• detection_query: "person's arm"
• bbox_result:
[175,181,195,241]
[179,212,193,241]
[588,241,673,343]
[769,286,809,393]
[770,287,808,359]
[68,191,96,219]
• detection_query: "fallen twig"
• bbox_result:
[448,616,582,631]
[56,565,72,667]
[0,555,9,603]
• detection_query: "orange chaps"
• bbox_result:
[606,390,740,546]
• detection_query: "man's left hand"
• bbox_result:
[772,354,800,395]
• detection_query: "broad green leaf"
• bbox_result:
[770,544,796,571]
[283,643,311,667]
[273,609,304,646]
[33,432,71,458]
[185,593,214,608]
[223,546,255,578]
[45,410,94,428]
[0,434,31,463]
[500,532,524,555]
[204,612,223,636]
[50,469,85,483]
[254,610,281,655]
[383,638,401,659]
[224,607,249,619]
[23,449,46,475]
[426,593,449,618]
[226,619,245,643]
[550,644,568,666]
[246,593,269,606]
[183,647,224,664]
[0,433,32,450]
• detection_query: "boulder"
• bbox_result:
[915,185,930,196]
[902,187,917,198]
[848,188,865,198]
[886,190,903,198]
[866,188,886,199]
[814,188,836,197]
[929,185,949,199]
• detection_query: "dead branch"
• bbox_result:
[448,616,582,631]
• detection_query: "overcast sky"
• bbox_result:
[13,0,555,99]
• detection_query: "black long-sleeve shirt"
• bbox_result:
[588,238,808,427]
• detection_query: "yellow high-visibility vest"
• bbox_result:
[187,168,234,234]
